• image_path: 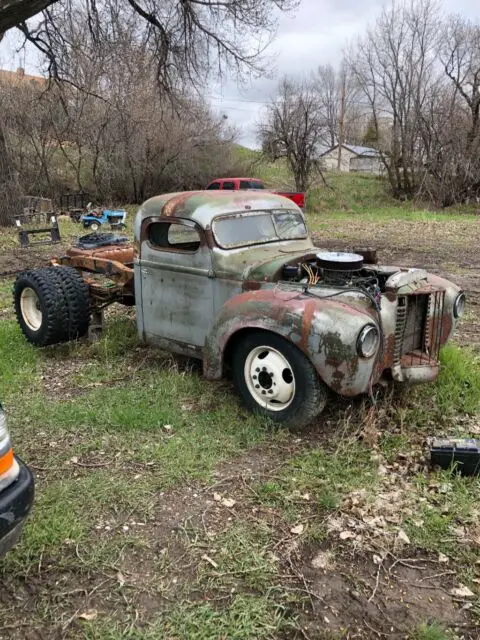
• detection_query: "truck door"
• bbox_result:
[137,218,214,349]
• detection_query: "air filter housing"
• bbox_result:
[316,251,364,285]
[316,251,364,271]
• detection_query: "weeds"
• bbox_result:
[0,175,478,637]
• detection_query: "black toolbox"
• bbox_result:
[430,438,480,476]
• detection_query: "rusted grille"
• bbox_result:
[394,288,445,368]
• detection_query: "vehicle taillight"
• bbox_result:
[0,405,18,490]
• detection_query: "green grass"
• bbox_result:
[255,438,377,523]
[0,315,280,573]
[200,522,278,591]
[435,345,480,416]
[159,596,287,640]
[0,320,39,397]
[81,595,287,640]
[308,172,396,213]
[372,346,480,440]
[402,465,480,591]
[0,280,13,315]
[412,622,458,640]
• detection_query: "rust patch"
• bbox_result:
[299,300,315,352]
[67,245,134,264]
[161,191,202,218]
[243,281,261,291]
[383,332,396,369]
[441,311,453,342]
[56,255,133,286]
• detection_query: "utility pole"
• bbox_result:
[337,66,346,171]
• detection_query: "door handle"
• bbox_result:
[141,268,150,278]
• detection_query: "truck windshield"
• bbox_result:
[213,211,307,248]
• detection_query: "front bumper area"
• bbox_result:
[391,354,440,384]
[0,459,34,557]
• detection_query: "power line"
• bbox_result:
[208,94,269,105]
[210,104,256,113]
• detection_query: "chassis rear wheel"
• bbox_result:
[231,331,327,428]
[14,267,90,346]
[48,266,90,340]
[14,269,69,346]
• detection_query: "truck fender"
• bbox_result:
[203,289,381,397]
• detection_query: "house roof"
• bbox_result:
[319,143,381,158]
[343,144,380,157]
[0,68,47,88]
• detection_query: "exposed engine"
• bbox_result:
[281,251,387,308]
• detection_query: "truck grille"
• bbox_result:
[394,288,445,367]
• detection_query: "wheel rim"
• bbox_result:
[20,287,43,331]
[90,222,100,231]
[244,345,296,411]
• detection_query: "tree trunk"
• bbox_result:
[0,0,57,36]
[0,120,22,226]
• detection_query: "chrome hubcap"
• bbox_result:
[244,345,296,411]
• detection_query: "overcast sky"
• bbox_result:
[1,0,480,148]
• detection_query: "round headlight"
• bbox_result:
[453,292,466,319]
[357,325,380,358]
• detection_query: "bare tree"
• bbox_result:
[348,0,441,199]
[0,11,242,206]
[314,62,361,149]
[315,65,339,148]
[414,16,480,205]
[259,76,326,192]
[0,0,298,225]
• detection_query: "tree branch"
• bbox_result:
[0,0,58,36]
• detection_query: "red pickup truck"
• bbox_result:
[205,177,305,210]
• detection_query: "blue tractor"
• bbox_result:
[80,204,127,232]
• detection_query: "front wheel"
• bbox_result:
[231,331,327,428]
[88,221,100,232]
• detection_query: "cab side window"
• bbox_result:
[149,221,201,252]
[206,182,221,190]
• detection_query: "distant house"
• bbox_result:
[0,67,47,89]
[319,144,384,175]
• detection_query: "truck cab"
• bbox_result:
[13,190,465,428]
[133,191,464,426]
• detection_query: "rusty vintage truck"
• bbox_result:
[13,191,465,427]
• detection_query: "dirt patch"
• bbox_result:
[0,246,68,278]
[297,548,469,639]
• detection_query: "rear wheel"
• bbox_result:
[89,221,100,232]
[14,269,69,346]
[47,266,90,340]
[14,267,90,346]
[231,331,327,428]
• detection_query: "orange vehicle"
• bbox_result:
[0,403,34,557]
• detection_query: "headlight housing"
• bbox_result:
[0,403,16,489]
[0,405,8,445]
[357,325,380,358]
[453,292,466,319]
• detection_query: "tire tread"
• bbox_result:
[231,330,327,428]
